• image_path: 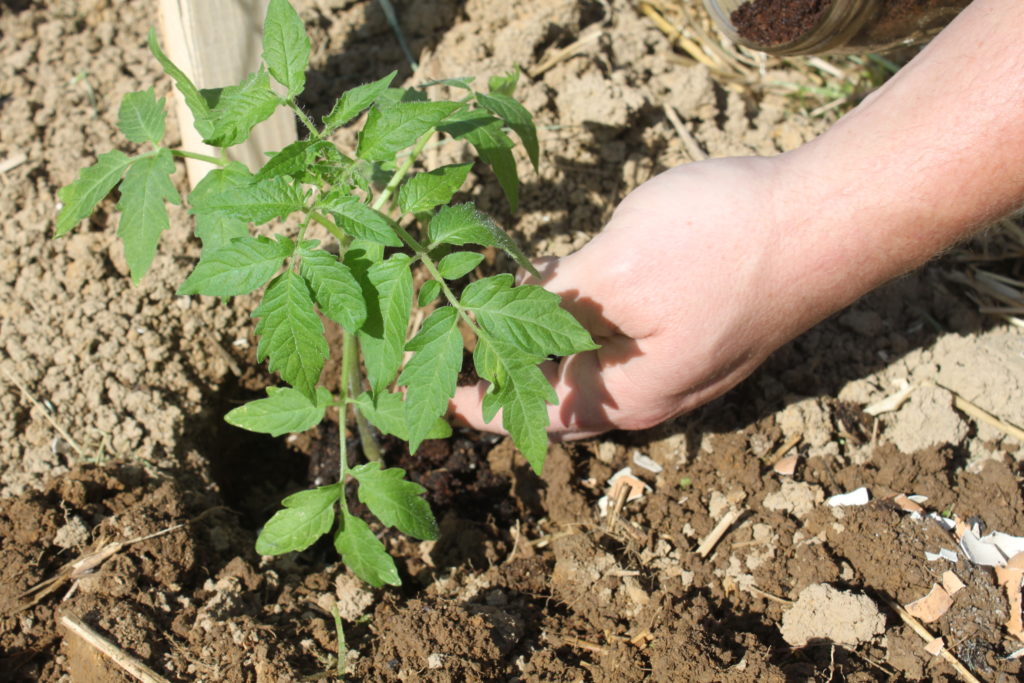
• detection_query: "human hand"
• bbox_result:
[451,155,806,439]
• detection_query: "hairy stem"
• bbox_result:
[289,99,321,139]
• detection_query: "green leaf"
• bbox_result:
[437,251,484,280]
[475,91,538,170]
[461,274,598,357]
[397,307,462,453]
[55,150,131,237]
[319,192,402,247]
[428,204,538,278]
[116,148,181,283]
[323,71,397,131]
[147,28,213,139]
[117,88,166,144]
[226,386,331,436]
[299,247,367,332]
[353,392,452,441]
[253,271,328,401]
[440,109,519,212]
[256,484,340,555]
[195,213,249,253]
[397,163,472,215]
[357,101,461,161]
[351,462,438,540]
[358,255,412,394]
[201,70,282,147]
[178,235,292,296]
[417,279,441,307]
[256,140,330,181]
[189,162,252,250]
[473,337,553,473]
[334,512,400,587]
[262,0,310,97]
[488,69,520,97]
[190,168,305,225]
[373,87,429,109]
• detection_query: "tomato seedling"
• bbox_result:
[55,0,596,587]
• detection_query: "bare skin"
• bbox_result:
[451,0,1024,440]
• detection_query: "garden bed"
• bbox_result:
[1,0,1022,680]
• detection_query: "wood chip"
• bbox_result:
[904,584,954,623]
[924,636,945,656]
[941,571,965,596]
[772,453,798,476]
[891,494,925,515]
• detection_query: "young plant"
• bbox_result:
[55,0,596,587]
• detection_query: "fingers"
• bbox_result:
[449,344,625,441]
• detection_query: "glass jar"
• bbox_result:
[703,0,971,56]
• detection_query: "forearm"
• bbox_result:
[769,0,1024,338]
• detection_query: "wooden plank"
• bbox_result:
[157,0,298,186]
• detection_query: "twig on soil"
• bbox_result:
[663,104,708,162]
[764,435,802,467]
[60,612,170,683]
[696,506,746,559]
[19,507,228,610]
[936,384,1024,444]
[0,152,27,174]
[745,585,793,605]
[528,28,606,78]
[880,594,983,683]
[1,362,90,461]
[557,635,607,655]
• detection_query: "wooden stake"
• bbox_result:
[157,0,297,186]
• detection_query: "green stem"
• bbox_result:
[391,221,488,340]
[332,605,347,680]
[338,331,355,503]
[169,149,228,166]
[310,210,349,247]
[289,99,321,139]
[371,128,435,212]
[346,337,381,463]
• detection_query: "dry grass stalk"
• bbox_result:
[61,612,170,683]
[1,360,91,461]
[696,506,746,558]
[880,595,982,683]
[528,28,606,78]
[663,104,708,161]
[929,382,1024,444]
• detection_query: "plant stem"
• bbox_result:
[331,605,347,680]
[371,128,435,211]
[338,331,355,504]
[289,99,321,139]
[310,211,348,246]
[346,337,381,463]
[391,221,488,340]
[169,149,228,166]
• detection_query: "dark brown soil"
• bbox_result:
[2,0,1023,681]
[732,0,832,47]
